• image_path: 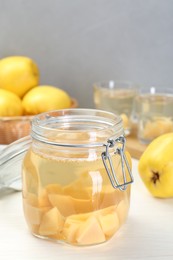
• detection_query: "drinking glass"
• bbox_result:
[135,86,173,144]
[93,80,138,136]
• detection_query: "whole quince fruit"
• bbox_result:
[22,85,71,115]
[0,56,39,98]
[138,133,173,198]
[0,89,23,116]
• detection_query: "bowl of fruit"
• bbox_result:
[0,56,78,144]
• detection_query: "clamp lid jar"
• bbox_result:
[1,108,133,246]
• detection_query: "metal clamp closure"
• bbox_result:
[101,136,134,191]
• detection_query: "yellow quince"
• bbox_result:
[22,85,71,115]
[0,89,23,116]
[0,56,39,98]
[138,133,173,198]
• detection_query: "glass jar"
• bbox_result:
[0,108,133,246]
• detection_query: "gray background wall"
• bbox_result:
[0,0,173,108]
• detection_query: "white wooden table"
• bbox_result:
[0,148,173,260]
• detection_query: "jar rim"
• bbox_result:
[31,108,124,147]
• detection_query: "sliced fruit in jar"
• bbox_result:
[48,194,75,217]
[62,223,80,244]
[39,207,64,236]
[98,212,120,237]
[63,176,92,200]
[63,205,119,244]
[46,184,63,194]
[72,197,93,214]
[38,187,51,207]
[99,186,123,209]
[76,216,105,245]
[23,202,50,225]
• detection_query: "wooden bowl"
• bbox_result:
[0,98,78,144]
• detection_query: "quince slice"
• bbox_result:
[23,200,50,225]
[46,183,63,194]
[76,216,105,245]
[98,212,119,237]
[48,194,75,217]
[62,223,80,244]
[72,197,93,214]
[39,207,64,235]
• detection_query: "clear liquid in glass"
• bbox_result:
[94,88,136,135]
[135,94,173,143]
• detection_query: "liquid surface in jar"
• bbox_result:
[22,148,131,246]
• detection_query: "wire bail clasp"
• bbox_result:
[101,136,134,191]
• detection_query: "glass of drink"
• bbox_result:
[135,86,173,144]
[93,80,138,136]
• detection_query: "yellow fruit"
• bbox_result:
[48,194,75,217]
[0,89,23,116]
[22,85,71,115]
[76,216,105,245]
[138,133,173,198]
[0,56,39,98]
[98,212,119,237]
[39,207,64,235]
